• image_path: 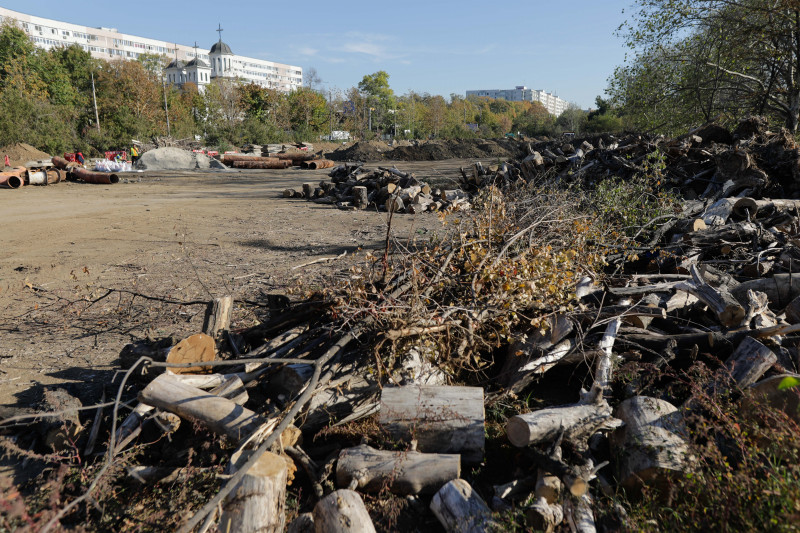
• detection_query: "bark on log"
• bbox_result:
[525,497,564,533]
[731,274,800,309]
[312,489,376,533]
[506,402,615,448]
[219,450,289,533]
[209,375,249,405]
[353,186,368,209]
[675,265,745,327]
[564,493,596,533]
[138,373,267,441]
[430,479,493,533]
[714,336,777,390]
[702,197,735,226]
[611,396,689,493]
[732,197,800,219]
[379,386,485,463]
[336,444,460,495]
[203,295,233,341]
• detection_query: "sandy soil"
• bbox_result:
[0,160,472,409]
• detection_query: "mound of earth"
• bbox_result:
[136,147,213,170]
[328,141,388,162]
[0,143,52,167]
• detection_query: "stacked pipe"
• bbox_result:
[26,168,62,185]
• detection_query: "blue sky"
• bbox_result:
[2,1,633,108]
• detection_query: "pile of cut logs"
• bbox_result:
[7,118,800,532]
[283,164,471,213]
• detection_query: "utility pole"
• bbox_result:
[329,88,333,140]
[91,71,100,133]
[163,76,171,136]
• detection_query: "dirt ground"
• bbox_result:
[0,160,474,411]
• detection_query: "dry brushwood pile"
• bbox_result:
[3,117,800,532]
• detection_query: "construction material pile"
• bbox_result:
[284,163,471,212]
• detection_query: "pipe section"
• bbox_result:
[69,167,119,184]
[220,154,282,164]
[301,159,335,170]
[232,160,292,169]
[0,167,26,189]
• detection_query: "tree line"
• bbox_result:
[609,0,800,135]
[0,20,619,156]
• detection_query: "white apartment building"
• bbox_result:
[466,86,570,116]
[0,7,303,93]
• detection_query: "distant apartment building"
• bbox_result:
[466,86,570,116]
[0,7,303,93]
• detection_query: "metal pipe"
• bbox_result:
[220,155,282,164]
[69,167,119,184]
[0,167,26,188]
[27,170,47,185]
[51,156,78,170]
[273,152,316,162]
[232,160,292,169]
[46,168,62,184]
[301,159,335,170]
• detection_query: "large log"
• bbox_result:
[379,386,485,463]
[336,444,460,495]
[430,479,493,533]
[611,396,689,493]
[312,489,376,533]
[219,450,289,533]
[138,373,267,441]
[506,402,615,448]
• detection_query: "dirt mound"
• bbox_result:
[136,147,213,170]
[0,143,52,167]
[328,141,388,162]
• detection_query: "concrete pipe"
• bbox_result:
[69,167,119,184]
[0,167,26,189]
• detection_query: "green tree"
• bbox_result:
[615,0,800,132]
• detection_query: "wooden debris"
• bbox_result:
[312,489,376,533]
[430,479,493,533]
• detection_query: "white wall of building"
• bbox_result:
[0,7,302,92]
[466,86,570,116]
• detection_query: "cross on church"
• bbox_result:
[216,24,223,42]
[193,41,199,59]
[173,44,179,61]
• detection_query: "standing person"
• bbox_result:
[76,152,84,165]
[130,145,140,165]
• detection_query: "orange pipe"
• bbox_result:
[69,167,119,184]
[0,167,26,188]
[232,160,292,169]
[273,152,315,162]
[301,159,335,169]
[220,155,281,164]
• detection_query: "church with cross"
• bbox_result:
[0,7,303,93]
